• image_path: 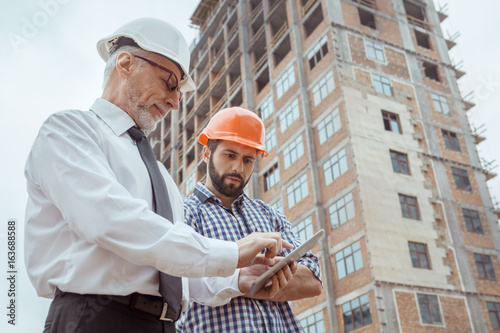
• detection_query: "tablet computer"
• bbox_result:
[249,229,324,296]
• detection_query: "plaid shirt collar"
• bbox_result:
[193,182,248,207]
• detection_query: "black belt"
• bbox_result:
[56,289,173,321]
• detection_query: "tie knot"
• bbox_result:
[128,126,146,141]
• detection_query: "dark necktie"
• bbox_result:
[128,126,182,321]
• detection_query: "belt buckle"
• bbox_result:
[159,302,173,322]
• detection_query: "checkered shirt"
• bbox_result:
[176,183,322,332]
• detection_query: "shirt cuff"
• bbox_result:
[206,238,239,277]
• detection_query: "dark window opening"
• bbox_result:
[415,30,431,49]
[358,8,376,29]
[423,61,440,81]
[273,35,291,67]
[404,0,426,21]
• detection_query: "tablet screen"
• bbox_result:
[249,229,324,296]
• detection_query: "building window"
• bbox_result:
[308,35,328,70]
[283,135,304,169]
[365,39,385,62]
[330,192,355,230]
[266,126,277,151]
[336,241,363,279]
[287,174,308,208]
[279,99,300,132]
[442,130,460,151]
[271,199,283,214]
[474,253,496,280]
[432,93,450,114]
[423,61,440,81]
[451,167,471,191]
[318,108,341,144]
[259,95,274,121]
[415,29,431,49]
[185,172,196,194]
[417,294,442,324]
[409,242,431,269]
[382,110,402,134]
[264,163,280,191]
[462,208,483,234]
[372,73,392,96]
[313,71,335,106]
[276,65,296,99]
[293,216,314,242]
[390,150,410,175]
[358,8,376,29]
[342,294,372,332]
[300,311,325,333]
[487,302,500,329]
[399,194,420,220]
[324,148,348,186]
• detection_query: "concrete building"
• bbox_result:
[149,0,500,331]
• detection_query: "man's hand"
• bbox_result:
[235,232,293,268]
[238,256,297,299]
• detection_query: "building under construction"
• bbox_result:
[149,0,500,331]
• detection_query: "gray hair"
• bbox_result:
[102,45,144,90]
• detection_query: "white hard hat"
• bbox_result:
[96,18,196,92]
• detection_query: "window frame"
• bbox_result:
[287,173,309,208]
[300,311,325,333]
[462,208,483,234]
[409,241,431,269]
[390,150,410,175]
[323,148,348,186]
[265,126,277,151]
[474,253,496,280]
[382,110,402,134]
[451,167,471,191]
[263,163,280,191]
[279,99,300,132]
[283,134,304,169]
[318,108,341,144]
[372,73,392,96]
[432,93,450,114]
[442,129,461,151]
[487,302,500,329]
[312,70,335,107]
[308,35,328,70]
[259,94,274,121]
[365,39,385,62]
[399,194,420,220]
[329,192,355,230]
[276,65,296,99]
[335,241,364,280]
[342,293,372,332]
[417,294,443,325]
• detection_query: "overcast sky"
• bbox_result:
[0,0,498,331]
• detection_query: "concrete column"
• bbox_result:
[290,1,338,332]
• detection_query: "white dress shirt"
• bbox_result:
[24,98,240,309]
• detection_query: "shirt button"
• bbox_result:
[217,269,224,275]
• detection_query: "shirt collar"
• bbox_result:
[89,98,136,136]
[193,182,248,206]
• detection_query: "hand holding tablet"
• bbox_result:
[249,229,324,296]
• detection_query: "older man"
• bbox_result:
[24,18,293,333]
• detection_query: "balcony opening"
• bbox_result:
[358,8,376,29]
[404,0,426,21]
[256,67,270,93]
[415,29,431,49]
[273,35,291,67]
[304,4,323,37]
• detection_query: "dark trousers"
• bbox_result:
[44,290,175,333]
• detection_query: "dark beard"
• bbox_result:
[208,153,250,198]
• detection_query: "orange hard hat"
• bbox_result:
[199,107,268,157]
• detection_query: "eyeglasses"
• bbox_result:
[133,55,182,101]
